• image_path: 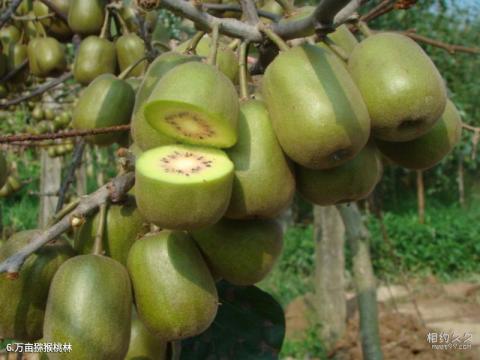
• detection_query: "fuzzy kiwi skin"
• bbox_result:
[376,100,462,170]
[262,44,371,170]
[125,308,167,360]
[135,146,234,230]
[127,231,218,341]
[226,100,295,219]
[348,33,447,142]
[43,255,132,360]
[0,152,7,189]
[73,36,117,85]
[0,230,75,341]
[191,218,283,286]
[297,144,383,206]
[72,74,135,145]
[132,52,201,151]
[175,37,239,82]
[74,196,147,266]
[27,37,66,77]
[144,61,239,149]
[68,0,106,35]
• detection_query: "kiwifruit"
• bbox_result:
[135,144,234,230]
[0,181,12,197]
[8,175,22,192]
[73,36,117,85]
[120,6,141,33]
[125,308,167,360]
[74,196,147,265]
[376,100,463,170]
[226,99,295,219]
[132,52,200,151]
[260,0,284,16]
[5,42,28,83]
[144,62,239,148]
[67,0,106,35]
[33,0,73,40]
[126,76,142,93]
[43,255,132,360]
[27,37,66,77]
[72,73,135,145]
[317,24,358,61]
[44,107,55,120]
[0,25,21,49]
[0,152,7,189]
[296,144,383,206]
[175,36,239,82]
[115,33,146,77]
[192,218,283,286]
[262,44,371,169]
[348,32,447,142]
[17,0,34,15]
[0,230,75,341]
[127,231,218,341]
[32,105,44,120]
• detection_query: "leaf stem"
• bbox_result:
[184,31,206,54]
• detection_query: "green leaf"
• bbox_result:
[180,281,285,360]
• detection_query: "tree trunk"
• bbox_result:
[313,205,347,349]
[337,203,383,360]
[38,150,62,228]
[416,170,425,224]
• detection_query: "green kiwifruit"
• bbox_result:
[326,25,358,57]
[127,231,218,341]
[32,105,44,120]
[27,37,66,77]
[125,308,167,360]
[67,0,106,35]
[226,99,295,219]
[0,153,7,189]
[0,230,75,341]
[0,181,12,197]
[43,255,132,360]
[33,0,73,40]
[126,77,142,93]
[74,196,146,265]
[73,36,117,85]
[376,100,462,170]
[297,144,383,206]
[144,62,239,148]
[6,42,28,83]
[175,36,239,82]
[17,0,34,15]
[0,25,21,49]
[192,218,283,286]
[348,32,447,142]
[120,6,141,33]
[116,33,146,77]
[262,44,371,169]
[8,175,22,192]
[135,144,234,230]
[72,73,135,145]
[44,107,55,120]
[132,52,200,151]
[260,0,284,17]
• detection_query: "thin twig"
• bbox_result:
[0,0,23,29]
[0,172,135,274]
[239,42,250,100]
[0,72,73,108]
[12,13,55,21]
[403,31,480,54]
[203,3,281,21]
[462,123,480,132]
[55,139,85,213]
[0,59,28,84]
[93,203,107,255]
[39,0,68,23]
[0,125,131,144]
[360,0,393,22]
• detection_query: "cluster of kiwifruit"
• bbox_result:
[0,157,22,198]
[0,3,463,359]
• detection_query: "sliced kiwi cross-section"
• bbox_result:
[135,144,234,230]
[143,62,239,148]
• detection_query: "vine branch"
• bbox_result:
[0,172,135,274]
[0,0,23,29]
[403,30,480,54]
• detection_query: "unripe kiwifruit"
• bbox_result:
[191,218,284,286]
[27,37,66,77]
[348,32,447,142]
[144,61,239,148]
[135,144,234,230]
[115,33,146,78]
[0,25,21,49]
[33,0,73,40]
[376,100,462,170]
[67,0,106,35]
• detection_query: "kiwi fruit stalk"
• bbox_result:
[226,99,295,219]
[144,61,239,149]
[376,100,463,170]
[74,196,147,266]
[262,44,371,169]
[132,52,200,151]
[348,32,447,142]
[43,255,132,360]
[68,0,107,35]
[297,144,383,206]
[0,230,75,341]
[72,73,135,145]
[127,231,218,341]
[0,25,21,49]
[191,218,284,286]
[73,36,117,85]
[135,144,234,230]
[116,33,147,77]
